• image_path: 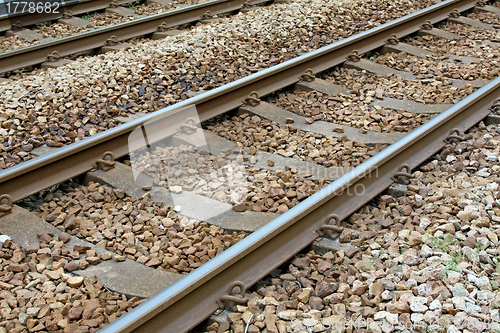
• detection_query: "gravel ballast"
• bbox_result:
[373,52,498,81]
[28,181,247,274]
[209,114,387,168]
[405,34,500,58]
[270,90,433,133]
[131,143,328,213]
[0,237,143,333]
[444,22,500,42]
[325,67,476,104]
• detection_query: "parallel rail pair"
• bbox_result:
[0,0,269,73]
[0,0,133,32]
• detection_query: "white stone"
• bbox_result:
[476,290,493,301]
[374,311,389,320]
[419,218,431,229]
[449,283,468,297]
[452,296,466,311]
[417,283,432,296]
[277,310,297,320]
[491,309,499,321]
[262,296,279,306]
[462,246,479,263]
[302,319,320,328]
[380,320,394,333]
[476,237,490,250]
[67,276,84,288]
[409,296,428,313]
[422,310,437,325]
[369,322,383,333]
[483,195,495,206]
[420,244,433,258]
[485,154,497,162]
[381,290,393,301]
[465,302,482,314]
[476,169,491,177]
[405,279,417,288]
[170,186,183,194]
[446,155,457,163]
[491,322,500,331]
[486,182,498,190]
[26,307,40,316]
[18,312,27,324]
[0,235,11,243]
[179,216,191,227]
[476,276,491,290]
[429,299,442,310]
[467,273,478,283]
[427,256,443,266]
[410,313,424,324]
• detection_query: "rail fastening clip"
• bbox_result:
[391,164,413,185]
[93,151,116,172]
[299,69,316,82]
[0,194,13,216]
[217,281,248,312]
[243,91,261,107]
[444,128,465,144]
[317,214,343,240]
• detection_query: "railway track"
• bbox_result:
[0,0,500,331]
[0,0,134,32]
[0,0,185,53]
[0,0,270,74]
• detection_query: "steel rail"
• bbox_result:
[0,0,268,73]
[0,0,478,202]
[0,0,132,32]
[100,71,500,333]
